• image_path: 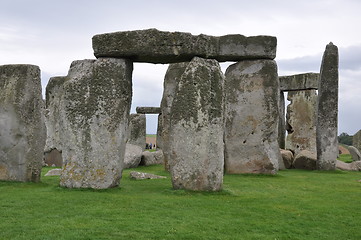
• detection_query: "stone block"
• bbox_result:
[59,58,133,189]
[293,150,317,170]
[280,149,294,169]
[224,60,282,174]
[0,64,46,182]
[316,43,339,170]
[353,130,361,152]
[124,144,143,169]
[136,107,161,114]
[140,150,164,166]
[348,146,361,161]
[92,29,276,63]
[169,57,224,191]
[127,113,146,149]
[279,73,319,91]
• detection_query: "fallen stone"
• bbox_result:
[59,58,133,189]
[348,146,361,161]
[124,144,143,169]
[293,150,317,170]
[140,150,164,166]
[280,149,294,169]
[336,160,361,171]
[159,62,189,171]
[279,73,319,91]
[136,107,161,114]
[45,168,62,176]
[169,57,224,191]
[127,114,146,149]
[316,43,339,170]
[285,90,317,156]
[224,60,282,174]
[129,171,166,180]
[0,64,46,182]
[92,29,277,63]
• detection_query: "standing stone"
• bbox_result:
[224,60,282,174]
[159,62,188,171]
[347,146,361,161]
[127,113,146,149]
[0,64,46,182]
[316,43,339,170]
[353,130,361,152]
[59,58,133,189]
[278,91,286,149]
[169,57,224,191]
[156,113,163,150]
[285,90,317,156]
[44,76,66,167]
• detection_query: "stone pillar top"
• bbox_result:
[92,28,277,63]
[279,72,319,91]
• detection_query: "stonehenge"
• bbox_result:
[0,64,46,182]
[0,29,342,190]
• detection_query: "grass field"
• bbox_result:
[0,165,360,239]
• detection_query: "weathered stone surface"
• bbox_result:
[280,149,294,169]
[353,130,361,152]
[169,57,224,191]
[124,144,143,169]
[45,168,62,176]
[156,113,163,150]
[0,64,46,182]
[44,149,63,167]
[348,146,361,161]
[278,92,286,149]
[140,150,164,166]
[159,62,188,171]
[336,160,361,171]
[293,150,317,170]
[59,58,133,189]
[136,107,161,114]
[316,43,339,170]
[224,60,282,174]
[129,171,166,180]
[279,73,319,91]
[285,90,317,156]
[92,29,277,63]
[127,114,146,149]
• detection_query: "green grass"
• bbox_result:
[338,154,353,163]
[1,166,360,239]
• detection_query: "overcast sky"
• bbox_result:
[1,0,360,135]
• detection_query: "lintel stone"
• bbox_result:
[279,73,319,91]
[136,107,161,114]
[92,29,277,63]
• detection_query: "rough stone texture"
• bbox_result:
[44,76,66,158]
[279,73,319,91]
[336,160,361,171]
[278,91,286,149]
[43,149,62,167]
[124,144,143,169]
[45,168,62,176]
[159,62,188,171]
[224,60,282,174]
[129,171,166,180]
[348,146,361,161]
[353,130,361,152]
[92,29,277,63]
[127,113,146,149]
[285,90,317,156]
[140,150,164,166]
[280,149,294,169]
[316,43,339,170]
[293,150,317,170]
[136,107,161,114]
[156,113,163,150]
[169,57,224,191]
[0,64,46,182]
[59,58,133,189]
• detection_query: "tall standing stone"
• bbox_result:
[169,57,224,191]
[316,43,339,170]
[59,58,133,189]
[0,64,46,182]
[278,91,286,149]
[286,90,317,156]
[159,62,188,171]
[353,130,361,152]
[224,60,282,174]
[127,113,146,149]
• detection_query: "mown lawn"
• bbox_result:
[0,165,360,240]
